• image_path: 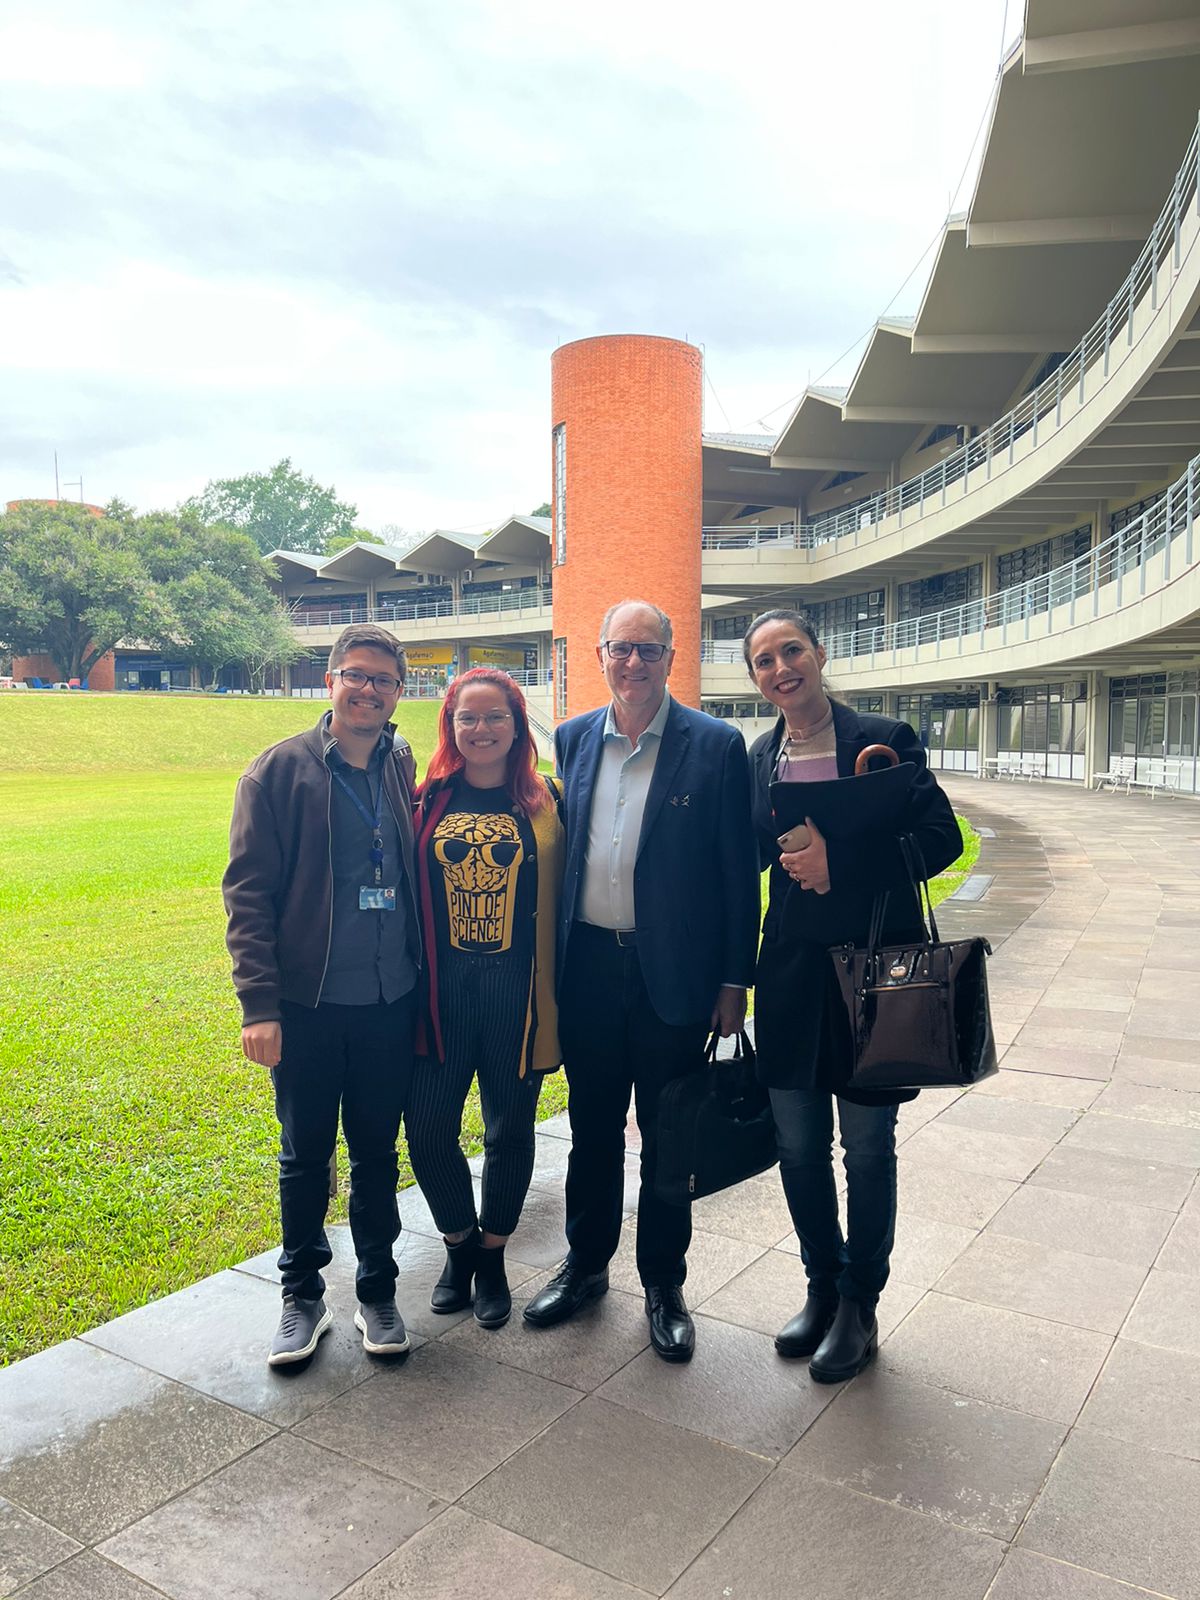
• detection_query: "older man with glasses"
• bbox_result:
[523,599,759,1361]
[223,623,421,1368]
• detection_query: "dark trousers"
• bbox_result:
[559,923,706,1288]
[406,953,542,1238]
[274,993,414,1304]
[768,1088,898,1307]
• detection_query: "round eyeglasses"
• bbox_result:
[602,640,668,662]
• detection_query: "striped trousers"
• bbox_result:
[406,952,543,1237]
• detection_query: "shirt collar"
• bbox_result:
[603,691,671,745]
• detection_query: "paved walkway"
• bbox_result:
[2,779,1199,1600]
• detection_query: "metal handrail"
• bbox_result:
[702,113,1200,556]
[699,450,1198,667]
[287,585,552,630]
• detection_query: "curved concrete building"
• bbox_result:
[549,335,702,717]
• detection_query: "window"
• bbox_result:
[553,424,566,564]
[917,424,961,452]
[1023,351,1069,396]
[711,612,752,641]
[553,637,567,718]
[823,470,864,491]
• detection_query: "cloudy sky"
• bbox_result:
[1,0,1014,533]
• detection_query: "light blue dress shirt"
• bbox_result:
[578,692,672,930]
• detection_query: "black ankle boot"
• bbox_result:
[430,1227,479,1313]
[809,1296,878,1383]
[774,1294,837,1358]
[473,1243,512,1329]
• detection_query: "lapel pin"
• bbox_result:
[670,794,691,807]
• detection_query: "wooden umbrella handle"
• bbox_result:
[854,743,900,775]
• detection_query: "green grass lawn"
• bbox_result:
[0,693,978,1363]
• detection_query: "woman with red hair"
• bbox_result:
[406,668,564,1328]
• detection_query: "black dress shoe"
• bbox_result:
[808,1296,878,1384]
[522,1261,609,1327]
[774,1295,837,1358]
[645,1286,695,1363]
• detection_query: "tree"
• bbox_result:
[529,501,551,518]
[0,502,173,681]
[323,528,384,557]
[182,458,357,555]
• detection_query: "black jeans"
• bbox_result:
[559,923,706,1288]
[768,1088,898,1307]
[273,993,414,1304]
[406,952,542,1238]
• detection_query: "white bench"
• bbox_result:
[1129,760,1184,799]
[1094,757,1135,793]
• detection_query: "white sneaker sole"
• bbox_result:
[267,1305,333,1366]
[354,1308,411,1355]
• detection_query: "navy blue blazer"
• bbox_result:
[554,697,760,1028]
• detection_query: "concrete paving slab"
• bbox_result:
[0,1498,79,1597]
[97,1433,441,1600]
[338,1508,649,1599]
[987,1548,1173,1598]
[782,1367,1066,1538]
[662,1467,1003,1600]
[1122,1268,1200,1356]
[933,1232,1145,1334]
[294,1340,581,1501]
[606,1217,765,1304]
[879,1293,1111,1423]
[1018,1429,1200,1599]
[6,1551,168,1599]
[986,1182,1172,1268]
[971,1071,1102,1109]
[597,1314,838,1458]
[999,1047,1116,1080]
[1092,1078,1200,1129]
[1113,1053,1200,1092]
[689,1169,794,1246]
[898,1120,1057,1183]
[938,1092,1082,1143]
[1157,1184,1200,1275]
[895,1158,1018,1229]
[1079,1337,1200,1460]
[1028,1145,1196,1210]
[0,1339,273,1545]
[1061,1111,1200,1169]
[461,1396,770,1594]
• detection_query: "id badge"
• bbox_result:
[359,886,397,911]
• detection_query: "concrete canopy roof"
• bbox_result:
[841,320,1032,425]
[399,529,489,574]
[478,514,551,563]
[701,436,818,511]
[770,389,916,474]
[314,541,425,581]
[266,550,327,585]
[912,218,1139,353]
[968,43,1200,245]
[1024,0,1200,70]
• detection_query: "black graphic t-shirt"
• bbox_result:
[428,779,536,959]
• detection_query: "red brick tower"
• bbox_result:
[550,335,703,718]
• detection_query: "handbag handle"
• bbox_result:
[899,833,941,945]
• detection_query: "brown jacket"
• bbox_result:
[222,714,420,1025]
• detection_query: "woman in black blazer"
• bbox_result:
[744,609,961,1382]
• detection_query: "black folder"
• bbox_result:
[769,762,917,842]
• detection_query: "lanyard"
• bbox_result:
[332,767,385,886]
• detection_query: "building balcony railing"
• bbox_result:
[702,112,1200,558]
[287,584,552,631]
[702,456,1197,669]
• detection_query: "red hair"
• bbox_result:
[423,668,550,814]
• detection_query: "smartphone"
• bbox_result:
[777,823,811,852]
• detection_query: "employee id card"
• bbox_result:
[359,886,397,911]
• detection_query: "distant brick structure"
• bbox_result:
[550,335,703,717]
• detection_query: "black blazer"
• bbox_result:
[749,701,962,1099]
[555,697,760,1028]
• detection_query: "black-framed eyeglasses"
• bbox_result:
[331,667,403,694]
[602,640,668,662]
[452,711,514,730]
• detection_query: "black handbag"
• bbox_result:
[828,837,997,1093]
[655,1031,778,1205]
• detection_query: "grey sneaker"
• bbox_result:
[268,1294,332,1367]
[354,1299,411,1355]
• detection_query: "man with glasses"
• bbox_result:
[523,599,759,1361]
[224,623,421,1367]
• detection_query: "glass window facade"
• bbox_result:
[996,682,1087,780]
[1109,671,1200,795]
[808,590,885,655]
[897,691,980,773]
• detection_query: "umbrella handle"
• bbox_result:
[854,743,899,775]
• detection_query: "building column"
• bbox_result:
[979,681,999,779]
[1083,669,1108,788]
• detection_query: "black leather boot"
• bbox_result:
[774,1294,838,1358]
[808,1296,878,1383]
[430,1226,479,1314]
[473,1243,512,1329]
